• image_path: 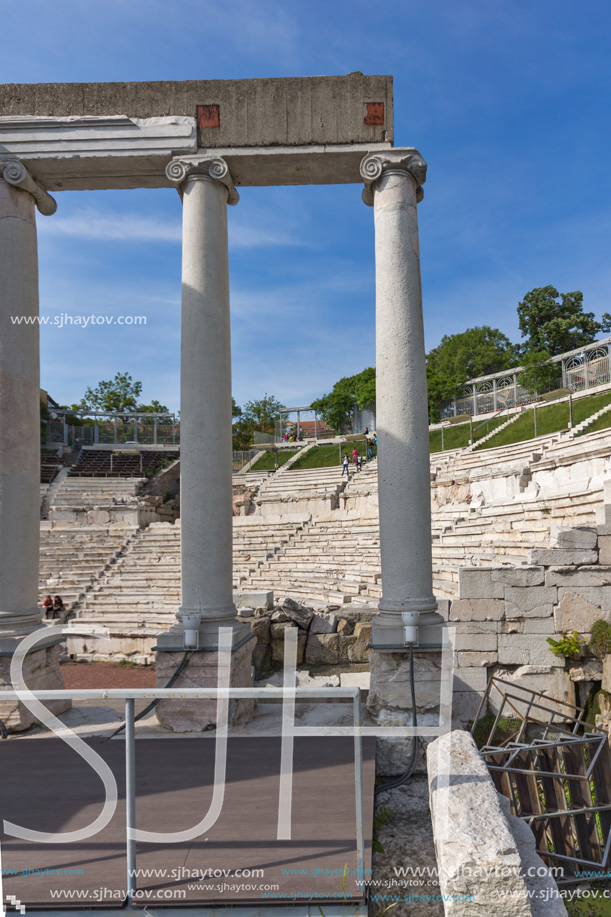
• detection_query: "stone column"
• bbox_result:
[361,150,438,649]
[156,158,254,731]
[0,160,68,731]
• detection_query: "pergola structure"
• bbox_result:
[0,75,436,725]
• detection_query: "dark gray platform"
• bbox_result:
[0,737,375,908]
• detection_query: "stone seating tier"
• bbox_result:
[68,449,179,478]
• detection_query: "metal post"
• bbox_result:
[297,410,301,439]
[314,411,318,440]
[339,441,342,466]
[492,378,498,412]
[113,415,118,445]
[94,418,98,444]
[513,371,518,407]
[125,698,136,904]
[472,387,477,416]
[561,358,567,389]
[469,416,473,445]
[441,425,445,451]
[153,415,157,445]
[584,351,590,390]
[133,417,138,443]
[172,416,176,445]
[353,691,365,884]
[569,394,574,429]
[534,404,538,438]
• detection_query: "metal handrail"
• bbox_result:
[0,685,364,905]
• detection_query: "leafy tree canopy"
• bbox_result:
[311,367,376,433]
[240,393,285,432]
[426,326,518,421]
[80,372,169,415]
[517,286,606,356]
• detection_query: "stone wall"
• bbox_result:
[240,597,374,677]
[446,511,611,725]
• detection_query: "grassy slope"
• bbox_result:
[291,441,371,469]
[248,449,299,471]
[475,390,611,451]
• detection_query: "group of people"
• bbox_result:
[42,595,65,619]
[341,433,377,476]
[283,431,304,442]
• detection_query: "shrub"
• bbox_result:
[589,620,611,659]
[547,632,585,659]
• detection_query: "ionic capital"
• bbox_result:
[0,159,57,215]
[165,156,239,205]
[360,148,427,206]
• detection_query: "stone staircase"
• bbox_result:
[39,526,138,614]
[571,402,611,437]
[469,411,522,451]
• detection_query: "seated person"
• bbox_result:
[52,595,65,619]
[42,595,54,617]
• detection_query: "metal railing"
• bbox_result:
[0,685,365,906]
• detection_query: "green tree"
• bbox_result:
[518,349,559,395]
[426,326,518,421]
[517,286,600,356]
[311,367,376,433]
[232,397,242,419]
[241,393,284,432]
[138,399,169,413]
[80,372,142,413]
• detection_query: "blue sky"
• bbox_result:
[2,0,610,413]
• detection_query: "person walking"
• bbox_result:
[341,453,349,476]
[352,447,358,466]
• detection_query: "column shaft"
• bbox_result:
[178,175,236,636]
[373,167,436,641]
[0,179,42,644]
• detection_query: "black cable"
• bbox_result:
[107,650,192,740]
[375,642,419,796]
[0,716,7,739]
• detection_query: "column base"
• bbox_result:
[155,633,256,733]
[371,606,445,650]
[367,648,443,719]
[0,643,70,733]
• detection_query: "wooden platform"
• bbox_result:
[0,737,375,909]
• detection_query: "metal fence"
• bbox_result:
[232,449,260,472]
[443,338,611,418]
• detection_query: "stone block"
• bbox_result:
[336,619,354,636]
[598,535,611,565]
[557,585,611,614]
[281,598,314,630]
[436,598,451,621]
[529,548,598,565]
[449,598,504,622]
[368,650,444,715]
[0,644,70,732]
[271,634,306,665]
[309,612,337,635]
[491,566,545,587]
[568,658,603,682]
[250,615,271,644]
[155,637,255,732]
[522,616,556,634]
[236,591,273,610]
[456,651,498,667]
[546,566,611,587]
[454,627,498,653]
[270,620,297,640]
[340,672,371,690]
[427,731,534,916]
[554,590,609,633]
[491,665,576,714]
[305,633,339,665]
[504,585,558,617]
[337,635,358,664]
[458,567,504,599]
[550,525,598,549]
[603,655,611,693]
[450,691,485,726]
[453,666,489,691]
[252,643,272,677]
[498,634,563,666]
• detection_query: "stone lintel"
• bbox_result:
[0,74,393,147]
